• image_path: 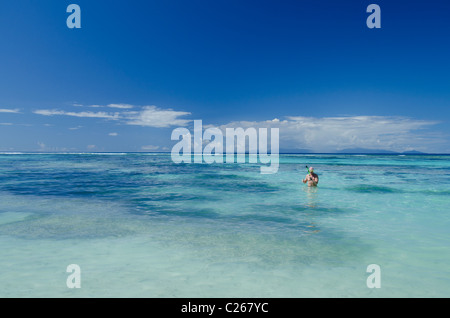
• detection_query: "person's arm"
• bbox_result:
[302,174,308,183]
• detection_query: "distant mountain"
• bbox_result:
[279,148,313,154]
[277,148,428,154]
[401,150,426,154]
[336,148,428,154]
[335,148,398,154]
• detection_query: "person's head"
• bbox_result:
[309,167,314,172]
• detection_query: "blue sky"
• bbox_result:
[1,0,449,153]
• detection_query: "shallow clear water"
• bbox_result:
[0,153,449,297]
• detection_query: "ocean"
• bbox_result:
[0,153,449,297]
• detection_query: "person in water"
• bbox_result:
[303,167,319,187]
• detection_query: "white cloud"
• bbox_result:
[33,104,190,128]
[37,141,46,150]
[107,103,134,109]
[125,105,191,128]
[141,145,160,151]
[73,103,134,109]
[214,116,442,153]
[34,109,119,120]
[0,108,20,113]
[109,132,118,136]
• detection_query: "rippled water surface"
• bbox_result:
[0,153,449,297]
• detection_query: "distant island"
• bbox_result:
[277,148,429,154]
[336,148,427,154]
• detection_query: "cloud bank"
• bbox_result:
[0,108,20,113]
[34,109,119,120]
[215,116,442,153]
[125,106,191,128]
[31,103,445,153]
[34,105,191,128]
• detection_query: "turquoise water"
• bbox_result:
[0,153,449,297]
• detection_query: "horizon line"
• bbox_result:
[1,151,449,155]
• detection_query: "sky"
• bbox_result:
[0,0,449,153]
